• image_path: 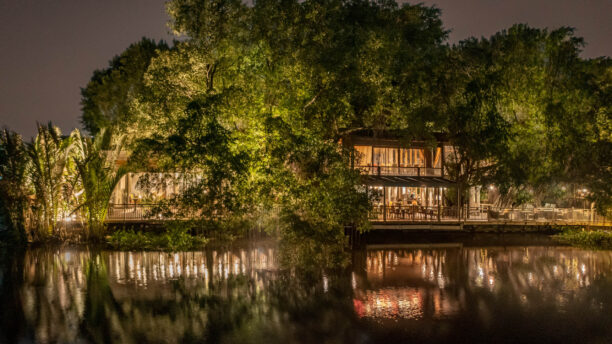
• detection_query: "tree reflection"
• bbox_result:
[3,243,612,343]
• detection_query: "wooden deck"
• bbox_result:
[370,220,612,232]
[105,204,610,231]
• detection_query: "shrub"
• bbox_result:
[553,228,612,249]
[107,224,207,251]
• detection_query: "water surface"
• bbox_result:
[2,236,612,343]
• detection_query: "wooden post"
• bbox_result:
[383,186,387,222]
[437,187,441,222]
[466,187,471,219]
[441,145,445,178]
[457,184,462,221]
[397,147,400,175]
[371,146,374,173]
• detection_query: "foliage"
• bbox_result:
[551,58,612,214]
[250,0,448,138]
[0,129,29,243]
[131,98,250,221]
[4,0,611,244]
[25,123,75,239]
[553,228,612,249]
[125,0,448,240]
[107,225,208,251]
[442,25,611,214]
[80,38,170,136]
[72,128,127,240]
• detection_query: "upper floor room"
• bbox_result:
[343,131,452,178]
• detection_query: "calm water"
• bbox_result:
[2,236,612,343]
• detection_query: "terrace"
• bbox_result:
[105,203,609,227]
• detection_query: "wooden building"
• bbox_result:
[343,131,462,222]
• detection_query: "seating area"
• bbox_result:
[370,205,607,225]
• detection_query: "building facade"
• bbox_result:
[343,131,475,222]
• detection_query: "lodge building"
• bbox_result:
[108,131,485,223]
[108,131,604,226]
[342,131,477,222]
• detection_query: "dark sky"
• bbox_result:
[1,0,611,138]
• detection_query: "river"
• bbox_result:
[2,234,612,343]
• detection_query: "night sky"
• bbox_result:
[1,0,610,138]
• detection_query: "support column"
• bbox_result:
[441,145,445,178]
[466,186,470,219]
[437,187,441,222]
[383,186,387,222]
[457,184,462,220]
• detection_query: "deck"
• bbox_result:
[106,204,611,229]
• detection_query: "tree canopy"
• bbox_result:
[74,0,611,232]
[80,38,170,135]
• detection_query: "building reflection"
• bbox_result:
[16,245,280,343]
[108,247,277,288]
[352,245,612,321]
[8,243,612,343]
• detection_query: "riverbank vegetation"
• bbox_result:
[1,0,610,249]
[553,228,612,249]
[107,227,207,251]
[0,124,125,244]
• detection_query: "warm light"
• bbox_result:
[489,185,495,191]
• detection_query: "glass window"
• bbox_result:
[373,147,398,167]
[398,148,425,167]
[432,147,442,168]
[354,146,372,166]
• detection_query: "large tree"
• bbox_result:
[548,57,612,214]
[80,38,170,135]
[441,25,609,212]
[125,0,449,236]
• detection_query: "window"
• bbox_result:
[399,148,425,167]
[373,147,398,167]
[354,146,372,166]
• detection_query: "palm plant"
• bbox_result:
[72,128,126,240]
[26,123,74,238]
[0,129,29,242]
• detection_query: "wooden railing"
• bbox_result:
[106,204,180,222]
[484,207,605,223]
[357,165,442,177]
[369,205,609,225]
[370,205,458,222]
[107,203,609,226]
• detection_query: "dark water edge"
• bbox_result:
[2,233,612,343]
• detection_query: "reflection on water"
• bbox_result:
[3,240,612,343]
[353,245,612,323]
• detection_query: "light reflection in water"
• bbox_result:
[3,242,612,343]
[352,245,612,322]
